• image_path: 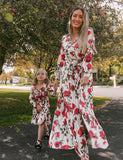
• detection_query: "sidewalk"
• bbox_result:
[0,99,123,160]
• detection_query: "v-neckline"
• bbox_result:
[35,83,45,91]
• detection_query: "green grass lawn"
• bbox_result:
[0,88,111,127]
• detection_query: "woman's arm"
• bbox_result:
[81,28,96,86]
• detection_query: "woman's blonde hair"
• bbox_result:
[68,6,89,54]
[32,68,49,85]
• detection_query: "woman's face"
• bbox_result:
[71,9,83,30]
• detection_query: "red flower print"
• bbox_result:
[88,30,91,35]
[63,90,70,96]
[88,39,94,44]
[79,99,84,107]
[74,43,78,49]
[82,67,84,72]
[80,109,83,114]
[100,131,106,139]
[70,126,73,131]
[74,144,78,149]
[78,127,84,137]
[54,141,60,148]
[73,130,76,137]
[72,74,75,80]
[77,53,81,57]
[61,145,69,149]
[62,110,68,118]
[89,130,94,138]
[76,66,79,73]
[63,118,67,125]
[42,87,45,91]
[70,52,74,56]
[54,120,58,125]
[103,140,107,144]
[64,101,71,112]
[61,54,65,60]
[83,92,86,98]
[91,121,94,128]
[74,108,79,114]
[88,88,91,93]
[56,132,60,137]
[65,38,70,42]
[85,54,92,62]
[72,103,76,109]
[87,63,92,69]
[81,139,86,146]
[84,112,88,118]
[52,125,55,131]
[55,110,61,116]
[94,118,99,125]
[60,61,64,67]
[71,85,75,91]
[95,140,98,148]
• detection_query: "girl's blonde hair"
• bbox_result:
[32,68,49,85]
[68,6,89,54]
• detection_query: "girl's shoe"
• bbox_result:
[35,140,42,149]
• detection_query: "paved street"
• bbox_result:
[93,86,123,99]
[0,85,123,160]
[0,85,123,99]
[0,99,123,160]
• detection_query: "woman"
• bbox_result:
[49,6,109,160]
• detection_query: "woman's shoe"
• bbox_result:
[44,131,49,140]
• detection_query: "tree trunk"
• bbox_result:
[109,65,112,77]
[97,68,100,83]
[0,55,5,75]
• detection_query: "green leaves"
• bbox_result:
[5,13,13,22]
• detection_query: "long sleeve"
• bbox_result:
[83,27,96,78]
[29,87,38,108]
[55,36,66,80]
[47,82,56,97]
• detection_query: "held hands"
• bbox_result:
[37,105,42,112]
[53,79,58,93]
[81,76,89,86]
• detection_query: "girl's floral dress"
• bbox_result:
[49,27,109,159]
[29,82,55,125]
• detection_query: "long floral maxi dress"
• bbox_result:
[49,27,109,159]
[29,82,56,125]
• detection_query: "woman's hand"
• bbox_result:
[37,105,42,112]
[53,79,58,92]
[81,76,89,86]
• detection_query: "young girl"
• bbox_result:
[29,68,56,149]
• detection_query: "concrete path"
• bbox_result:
[0,99,123,160]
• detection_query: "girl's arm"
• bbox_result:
[29,87,38,107]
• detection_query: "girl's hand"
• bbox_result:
[81,76,89,86]
[37,105,42,112]
[53,79,58,92]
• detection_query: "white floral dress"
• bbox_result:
[49,27,109,159]
[29,82,56,125]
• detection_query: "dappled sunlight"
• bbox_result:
[1,153,6,159]
[98,151,119,160]
[2,136,13,142]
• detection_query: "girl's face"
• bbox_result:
[71,9,83,30]
[36,70,46,82]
